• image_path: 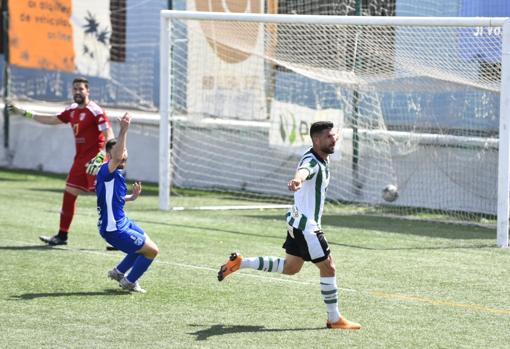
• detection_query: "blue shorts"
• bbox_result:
[100,220,147,254]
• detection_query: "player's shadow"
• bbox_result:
[10,289,129,300]
[188,324,323,341]
[0,244,53,251]
[0,177,28,182]
[29,188,65,194]
[30,188,96,196]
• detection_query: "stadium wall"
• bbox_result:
[0,104,159,183]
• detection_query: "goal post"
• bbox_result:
[497,19,510,248]
[159,13,171,212]
[159,10,510,247]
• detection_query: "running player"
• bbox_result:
[218,121,361,330]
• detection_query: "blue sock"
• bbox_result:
[127,255,154,283]
[116,253,138,274]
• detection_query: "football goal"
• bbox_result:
[159,10,510,247]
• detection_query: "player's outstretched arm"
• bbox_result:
[288,168,310,192]
[7,103,63,125]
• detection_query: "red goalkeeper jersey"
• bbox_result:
[57,101,111,162]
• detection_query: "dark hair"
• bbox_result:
[310,121,334,138]
[72,77,89,89]
[105,138,117,153]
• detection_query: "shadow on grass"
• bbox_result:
[136,219,495,251]
[188,324,324,340]
[0,244,120,253]
[0,177,28,182]
[246,214,495,241]
[10,289,129,300]
[28,188,66,194]
[29,188,98,195]
[0,244,53,250]
[0,167,67,180]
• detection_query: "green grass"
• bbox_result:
[1,168,509,348]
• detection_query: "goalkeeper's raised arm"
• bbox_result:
[8,103,63,125]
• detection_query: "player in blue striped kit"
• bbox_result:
[96,112,159,293]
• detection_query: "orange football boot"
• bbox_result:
[326,317,362,330]
[217,252,243,281]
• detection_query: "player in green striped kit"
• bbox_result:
[218,121,361,330]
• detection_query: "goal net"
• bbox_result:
[160,11,510,246]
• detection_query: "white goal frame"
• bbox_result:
[159,10,510,248]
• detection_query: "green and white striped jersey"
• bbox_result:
[286,148,330,231]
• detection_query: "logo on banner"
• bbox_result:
[270,101,344,148]
[194,0,262,63]
[278,110,315,145]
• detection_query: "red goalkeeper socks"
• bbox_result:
[59,191,77,233]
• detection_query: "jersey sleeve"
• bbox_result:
[298,157,319,180]
[57,109,70,123]
[96,111,111,132]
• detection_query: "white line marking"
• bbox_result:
[4,239,356,291]
[7,239,510,315]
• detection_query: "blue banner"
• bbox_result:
[460,0,510,17]
[459,0,510,62]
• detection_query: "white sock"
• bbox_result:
[241,257,285,273]
[320,276,341,322]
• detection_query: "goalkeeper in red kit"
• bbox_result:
[8,77,114,245]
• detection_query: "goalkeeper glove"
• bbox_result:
[7,104,33,118]
[85,151,106,175]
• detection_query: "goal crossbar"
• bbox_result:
[161,10,507,27]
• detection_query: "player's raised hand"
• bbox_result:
[7,103,33,118]
[119,112,131,131]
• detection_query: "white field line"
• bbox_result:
[4,239,356,291]
[5,239,510,315]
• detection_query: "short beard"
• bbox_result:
[73,95,84,104]
[322,146,335,155]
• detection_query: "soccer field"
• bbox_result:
[1,168,509,348]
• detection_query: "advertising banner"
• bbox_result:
[9,0,111,77]
[459,0,510,62]
[186,0,266,120]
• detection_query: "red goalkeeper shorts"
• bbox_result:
[66,158,96,192]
